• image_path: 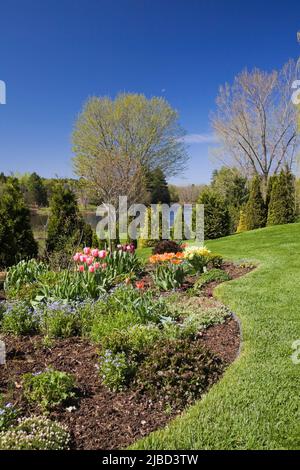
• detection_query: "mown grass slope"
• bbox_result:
[132,223,300,449]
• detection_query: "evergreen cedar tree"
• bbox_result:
[267,170,295,226]
[46,185,93,253]
[236,209,247,233]
[26,172,48,207]
[146,168,171,204]
[244,176,267,230]
[211,167,249,232]
[0,178,38,268]
[197,189,230,240]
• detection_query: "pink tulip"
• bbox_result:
[80,255,87,263]
[99,250,107,259]
[94,262,100,269]
[91,248,99,257]
[86,256,94,266]
[78,265,85,272]
[73,253,81,262]
[89,265,95,273]
[101,263,107,269]
[83,247,91,255]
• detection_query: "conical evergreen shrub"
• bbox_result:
[0,178,38,268]
[267,170,295,225]
[46,185,93,253]
[197,189,230,240]
[236,209,248,233]
[245,176,266,230]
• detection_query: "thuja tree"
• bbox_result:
[139,206,162,248]
[46,184,93,253]
[0,178,38,268]
[267,170,295,226]
[236,209,247,233]
[245,176,266,230]
[197,189,230,240]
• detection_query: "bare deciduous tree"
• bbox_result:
[74,149,147,209]
[170,184,205,204]
[72,93,188,198]
[211,60,299,187]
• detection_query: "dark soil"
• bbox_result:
[0,317,239,450]
[0,261,251,450]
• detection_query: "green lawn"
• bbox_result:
[132,223,300,450]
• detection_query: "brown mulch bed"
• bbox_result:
[0,261,253,449]
[0,317,239,450]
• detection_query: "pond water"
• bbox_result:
[30,206,193,236]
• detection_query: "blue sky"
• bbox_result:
[0,0,299,184]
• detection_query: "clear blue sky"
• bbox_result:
[0,0,299,184]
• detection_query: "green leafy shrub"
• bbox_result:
[88,287,167,342]
[165,294,230,327]
[180,307,230,336]
[135,339,223,408]
[99,350,136,392]
[89,309,139,343]
[4,259,48,299]
[0,416,70,450]
[23,369,76,411]
[0,402,19,432]
[101,323,162,355]
[38,302,80,338]
[192,269,230,293]
[1,302,38,335]
[207,253,223,268]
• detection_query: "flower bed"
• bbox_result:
[0,245,254,449]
